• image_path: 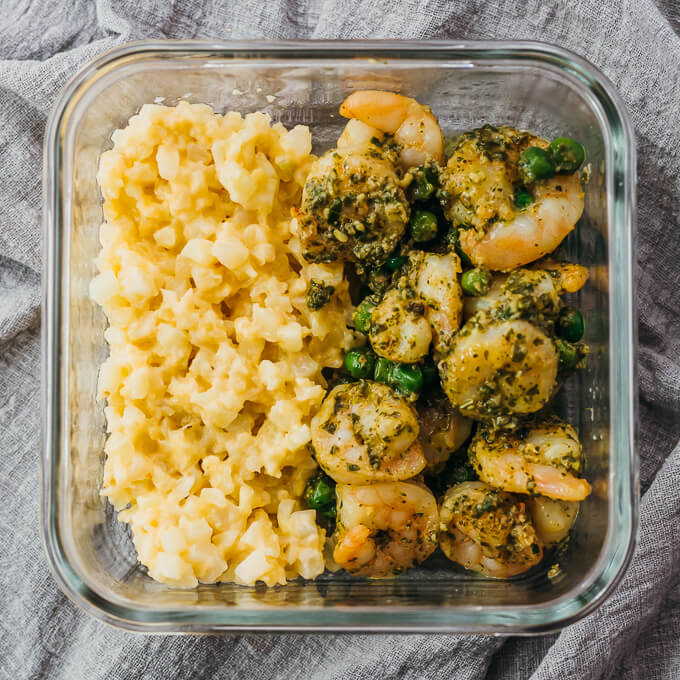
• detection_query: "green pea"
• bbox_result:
[413,177,434,201]
[556,339,583,371]
[557,306,585,342]
[412,166,437,200]
[518,146,556,185]
[389,362,424,395]
[344,347,376,379]
[515,189,534,210]
[304,473,336,510]
[549,137,585,174]
[410,210,439,242]
[373,357,393,383]
[461,268,492,296]
[353,297,377,334]
[385,255,408,272]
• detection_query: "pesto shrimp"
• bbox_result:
[439,481,543,578]
[339,90,444,168]
[463,263,588,320]
[369,251,463,362]
[469,416,592,501]
[297,134,409,268]
[438,317,559,420]
[441,125,584,271]
[311,381,426,484]
[333,481,439,577]
[417,393,473,473]
[528,496,579,547]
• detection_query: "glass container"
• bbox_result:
[42,40,637,633]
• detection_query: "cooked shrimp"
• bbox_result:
[438,318,559,419]
[340,90,444,168]
[528,496,579,547]
[533,259,589,293]
[333,481,439,577]
[311,381,426,484]
[369,251,463,362]
[462,272,507,320]
[441,125,584,271]
[369,286,432,363]
[468,416,591,501]
[298,142,409,268]
[463,263,588,320]
[410,251,463,354]
[439,481,543,578]
[417,393,473,473]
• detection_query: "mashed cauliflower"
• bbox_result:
[91,101,353,587]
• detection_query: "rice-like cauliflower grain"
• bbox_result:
[93,101,353,587]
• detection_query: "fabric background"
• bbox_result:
[1,1,679,678]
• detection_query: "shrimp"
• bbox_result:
[333,481,439,577]
[298,142,409,268]
[410,251,464,354]
[468,416,592,501]
[438,318,559,420]
[439,481,543,578]
[441,125,584,271]
[311,381,426,484]
[417,393,473,473]
[528,496,579,547]
[463,263,588,320]
[368,286,433,363]
[339,90,444,168]
[369,251,463,362]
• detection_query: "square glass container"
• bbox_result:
[42,40,637,633]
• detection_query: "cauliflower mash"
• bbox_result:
[91,101,353,587]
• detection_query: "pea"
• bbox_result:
[344,347,376,379]
[412,166,437,200]
[461,268,492,296]
[353,297,377,333]
[410,210,439,242]
[515,189,534,210]
[389,362,424,395]
[373,357,393,383]
[549,137,585,174]
[304,473,336,510]
[385,255,408,272]
[518,146,556,185]
[557,306,585,342]
[556,339,582,371]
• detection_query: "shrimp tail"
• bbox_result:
[339,90,411,133]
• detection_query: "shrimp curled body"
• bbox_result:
[333,481,439,577]
[441,125,584,271]
[369,251,463,362]
[439,481,543,578]
[469,416,592,501]
[439,318,559,420]
[311,381,426,484]
[340,90,444,168]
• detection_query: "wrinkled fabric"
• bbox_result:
[1,1,679,678]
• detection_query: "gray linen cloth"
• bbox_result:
[1,1,679,678]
